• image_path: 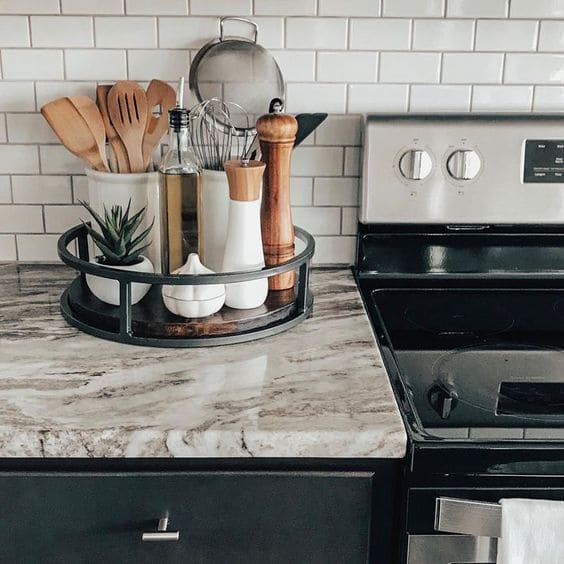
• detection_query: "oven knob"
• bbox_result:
[446,150,481,180]
[428,382,459,420]
[398,149,432,180]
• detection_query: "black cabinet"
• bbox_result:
[0,471,377,564]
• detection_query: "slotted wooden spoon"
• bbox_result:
[41,97,109,172]
[107,81,148,173]
[68,95,109,172]
[142,79,176,170]
[96,85,130,173]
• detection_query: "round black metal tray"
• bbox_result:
[57,224,315,347]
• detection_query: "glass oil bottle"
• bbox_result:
[158,106,202,273]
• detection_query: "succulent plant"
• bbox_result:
[80,199,153,266]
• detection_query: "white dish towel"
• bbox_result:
[497,498,564,564]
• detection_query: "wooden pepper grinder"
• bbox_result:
[256,105,298,291]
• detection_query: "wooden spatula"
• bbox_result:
[96,85,130,173]
[41,97,109,172]
[107,81,148,173]
[68,95,109,172]
[142,79,176,170]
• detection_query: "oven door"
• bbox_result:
[406,489,564,564]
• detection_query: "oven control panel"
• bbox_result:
[361,115,564,224]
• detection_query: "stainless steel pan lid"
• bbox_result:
[188,17,284,132]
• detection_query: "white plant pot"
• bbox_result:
[85,168,161,272]
[86,255,154,306]
[199,168,230,272]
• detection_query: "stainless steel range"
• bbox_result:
[356,115,564,564]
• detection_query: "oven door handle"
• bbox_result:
[435,497,502,538]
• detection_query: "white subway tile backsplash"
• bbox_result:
[533,86,564,111]
[223,17,284,49]
[39,145,84,174]
[317,52,378,83]
[290,177,313,206]
[44,204,83,232]
[442,53,503,84]
[0,0,59,14]
[158,17,216,49]
[344,147,360,176]
[128,49,189,81]
[254,0,316,15]
[0,205,43,232]
[538,21,564,52]
[413,19,474,51]
[472,85,533,111]
[510,0,564,18]
[292,207,341,235]
[95,16,156,48]
[505,54,564,84]
[6,114,57,143]
[319,0,380,16]
[0,115,5,143]
[383,0,444,17]
[293,146,343,176]
[0,235,16,261]
[0,145,39,174]
[314,178,359,206]
[125,0,188,14]
[30,16,93,47]
[2,49,63,80]
[271,50,315,81]
[380,52,441,83]
[447,0,508,18]
[315,116,361,146]
[65,49,126,80]
[12,175,72,204]
[286,83,346,113]
[350,18,410,51]
[16,234,59,261]
[475,20,538,52]
[61,0,124,14]
[35,81,96,109]
[286,18,347,49]
[0,176,11,203]
[190,0,251,16]
[0,16,30,47]
[410,85,471,111]
[72,175,89,202]
[0,83,35,112]
[313,236,356,264]
[341,207,358,235]
[348,84,409,112]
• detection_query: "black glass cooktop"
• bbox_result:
[371,288,564,432]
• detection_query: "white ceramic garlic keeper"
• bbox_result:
[199,168,230,272]
[162,253,225,318]
[85,168,161,271]
[222,160,268,310]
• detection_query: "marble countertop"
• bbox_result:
[0,264,407,459]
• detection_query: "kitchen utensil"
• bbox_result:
[67,95,110,172]
[107,81,148,173]
[256,109,298,291]
[96,85,130,173]
[41,97,109,172]
[294,113,328,147]
[189,17,284,134]
[143,79,177,170]
[222,159,268,309]
[162,253,225,318]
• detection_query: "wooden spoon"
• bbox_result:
[107,81,148,173]
[96,85,130,173]
[67,95,109,172]
[40,97,109,172]
[142,79,176,170]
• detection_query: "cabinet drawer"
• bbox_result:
[0,471,373,564]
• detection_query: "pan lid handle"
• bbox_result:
[219,17,258,43]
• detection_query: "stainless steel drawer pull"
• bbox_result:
[142,517,180,542]
[435,497,501,538]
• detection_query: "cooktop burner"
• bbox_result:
[371,288,564,434]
